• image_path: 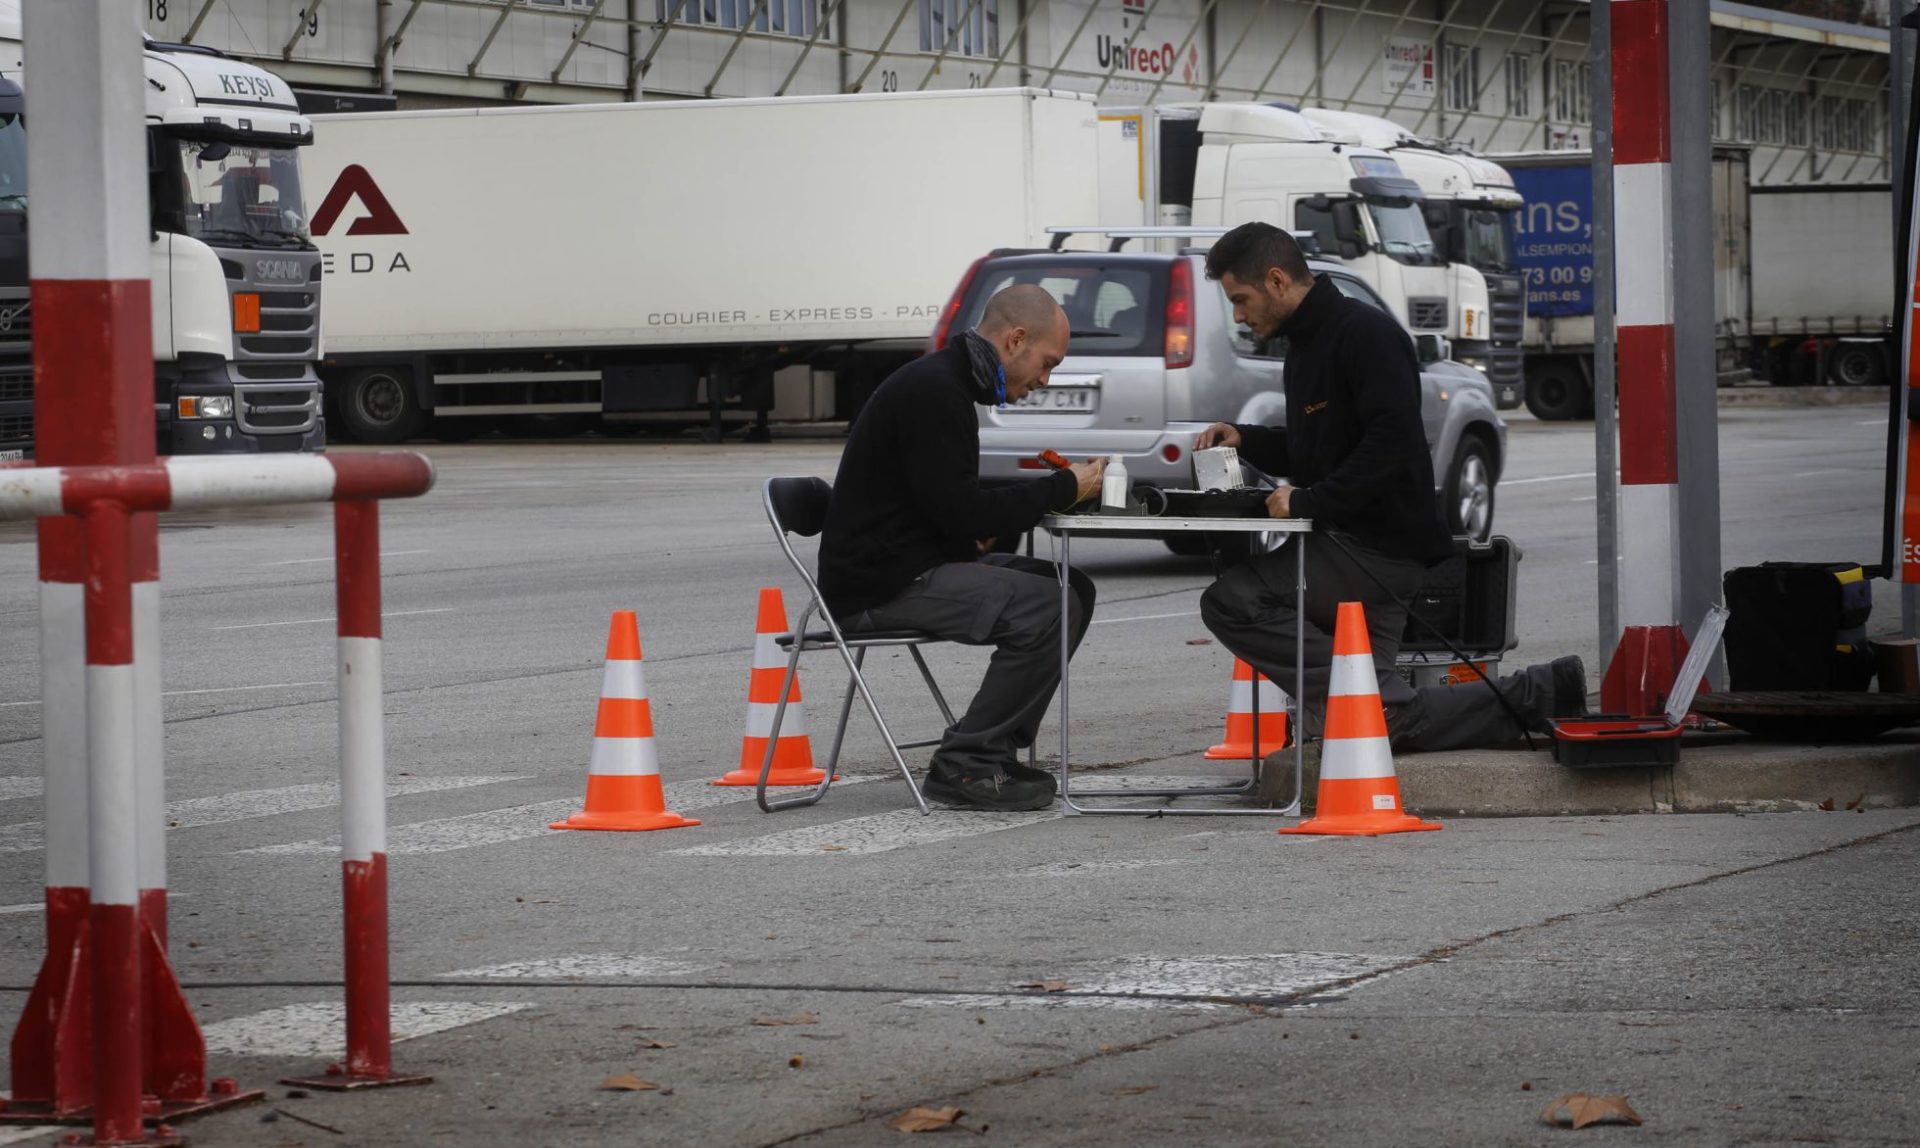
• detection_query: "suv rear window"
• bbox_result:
[960,259,1163,356]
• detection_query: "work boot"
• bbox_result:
[1002,758,1060,795]
[1257,739,1320,809]
[1550,656,1590,719]
[923,761,1054,812]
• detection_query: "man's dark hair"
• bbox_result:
[1204,221,1312,286]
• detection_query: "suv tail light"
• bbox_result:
[931,254,990,352]
[1165,258,1195,369]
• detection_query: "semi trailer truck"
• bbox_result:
[0,32,325,457]
[303,89,1100,443]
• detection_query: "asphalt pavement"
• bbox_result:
[0,405,1914,1146]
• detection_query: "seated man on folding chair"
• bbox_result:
[817,285,1107,812]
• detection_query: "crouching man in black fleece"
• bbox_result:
[817,285,1107,811]
[1194,223,1586,765]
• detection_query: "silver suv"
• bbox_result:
[959,249,1505,545]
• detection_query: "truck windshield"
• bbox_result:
[1366,200,1439,265]
[1460,205,1517,272]
[0,114,24,211]
[167,138,310,247]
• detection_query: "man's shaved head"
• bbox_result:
[973,283,1069,403]
[979,283,1064,339]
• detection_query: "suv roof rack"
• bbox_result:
[1045,224,1323,256]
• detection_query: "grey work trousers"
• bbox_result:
[841,553,1095,775]
[1199,533,1553,752]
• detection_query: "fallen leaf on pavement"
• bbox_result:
[637,1039,676,1050]
[1015,981,1071,993]
[1186,638,1213,646]
[1845,793,1865,810]
[598,1073,660,1092]
[752,1013,820,1026]
[1818,798,1836,811]
[789,1055,805,1068]
[1540,1093,1643,1129]
[819,845,849,852]
[887,1106,965,1133]
[1110,1085,1158,1096]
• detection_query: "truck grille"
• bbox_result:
[225,252,321,365]
[1409,297,1449,330]
[1487,273,1526,343]
[0,410,30,444]
[235,382,319,434]
[0,373,30,403]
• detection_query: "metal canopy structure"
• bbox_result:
[151,0,1890,184]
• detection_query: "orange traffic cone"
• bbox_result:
[712,588,833,787]
[1279,601,1441,837]
[550,610,700,832]
[1204,658,1289,760]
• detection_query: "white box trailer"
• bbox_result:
[305,89,1098,442]
[1749,184,1895,387]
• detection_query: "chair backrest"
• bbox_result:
[765,476,832,538]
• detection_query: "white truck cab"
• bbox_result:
[143,42,324,453]
[1186,103,1454,344]
[1303,107,1525,408]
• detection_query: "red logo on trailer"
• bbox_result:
[312,165,409,236]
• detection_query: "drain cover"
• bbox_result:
[1690,691,1920,743]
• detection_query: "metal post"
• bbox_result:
[1592,0,1618,673]
[1670,0,1722,688]
[10,2,169,1137]
[1600,0,1693,713]
[83,500,156,1147]
[1895,2,1917,637]
[284,501,429,1091]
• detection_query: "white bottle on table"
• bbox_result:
[1101,454,1129,512]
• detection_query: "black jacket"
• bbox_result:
[817,336,1078,616]
[1233,275,1454,565]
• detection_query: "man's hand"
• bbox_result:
[1196,423,1243,450]
[1068,458,1108,504]
[1265,484,1295,519]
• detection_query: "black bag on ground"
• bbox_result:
[1722,562,1874,690]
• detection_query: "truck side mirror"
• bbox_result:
[1416,333,1451,365]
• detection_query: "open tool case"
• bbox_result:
[1551,606,1728,769]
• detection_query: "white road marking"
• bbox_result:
[442,953,713,980]
[671,806,1058,857]
[261,550,429,567]
[1091,610,1201,627]
[1857,418,1885,425]
[1789,468,1849,479]
[1570,495,1597,503]
[670,775,1288,858]
[1499,471,1596,486]
[239,776,884,857]
[0,778,41,800]
[201,1001,535,1058]
[1012,858,1188,877]
[0,775,516,854]
[211,608,453,632]
[0,681,334,709]
[898,952,1405,1012]
[0,1127,63,1145]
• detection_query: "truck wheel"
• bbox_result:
[1827,344,1886,388]
[1444,436,1496,544]
[338,366,423,445]
[1523,362,1590,421]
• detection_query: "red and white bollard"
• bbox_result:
[282,500,431,1091]
[1602,0,1691,713]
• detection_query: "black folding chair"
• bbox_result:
[757,477,956,815]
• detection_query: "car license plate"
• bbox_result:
[0,449,21,462]
[1011,388,1094,412]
